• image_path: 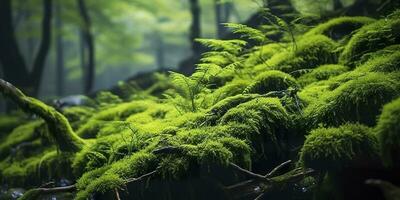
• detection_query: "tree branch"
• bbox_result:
[0,79,86,152]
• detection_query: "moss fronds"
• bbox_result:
[305,16,375,40]
[244,70,298,94]
[304,73,400,127]
[299,123,379,171]
[339,17,400,67]
[297,64,349,86]
[375,98,400,167]
[265,34,338,73]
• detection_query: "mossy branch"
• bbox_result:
[0,79,86,152]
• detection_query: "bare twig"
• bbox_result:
[125,168,159,183]
[115,188,121,200]
[265,160,291,177]
[229,163,266,181]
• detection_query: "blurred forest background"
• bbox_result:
[0,0,385,112]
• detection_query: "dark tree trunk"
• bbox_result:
[155,34,165,70]
[189,0,201,55]
[0,0,30,92]
[30,0,53,96]
[77,0,95,94]
[333,0,344,10]
[55,1,64,96]
[215,0,224,38]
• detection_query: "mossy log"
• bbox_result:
[0,79,86,152]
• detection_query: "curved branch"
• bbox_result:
[0,79,86,152]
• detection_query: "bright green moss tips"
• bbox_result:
[266,35,338,73]
[299,123,379,171]
[220,98,290,158]
[375,98,400,167]
[95,91,123,107]
[297,64,349,86]
[339,18,400,67]
[17,189,41,200]
[197,141,233,166]
[0,120,43,159]
[305,16,375,41]
[355,51,400,73]
[75,174,124,200]
[210,80,251,105]
[62,106,95,130]
[244,70,298,94]
[304,73,400,127]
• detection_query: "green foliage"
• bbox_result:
[375,98,400,167]
[244,70,298,94]
[305,73,400,127]
[223,23,266,43]
[339,17,400,67]
[95,91,123,107]
[299,123,379,171]
[265,35,338,73]
[355,51,400,73]
[305,16,375,41]
[195,39,247,55]
[297,64,349,86]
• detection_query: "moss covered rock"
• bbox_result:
[375,98,400,167]
[297,64,349,86]
[299,123,379,171]
[244,70,298,94]
[340,17,400,67]
[304,73,400,127]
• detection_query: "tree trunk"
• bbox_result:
[0,0,30,93]
[155,34,165,70]
[215,0,224,38]
[55,1,64,96]
[30,0,53,96]
[77,0,95,94]
[189,0,201,55]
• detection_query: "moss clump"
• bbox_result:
[305,73,400,127]
[339,17,400,67]
[62,106,95,130]
[95,91,123,107]
[297,64,349,86]
[244,43,286,66]
[305,16,375,41]
[265,35,338,73]
[220,98,291,160]
[299,124,379,171]
[244,70,298,94]
[0,121,43,159]
[355,51,400,73]
[210,80,250,105]
[375,98,400,167]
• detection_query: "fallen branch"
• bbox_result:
[0,79,86,152]
[225,160,315,200]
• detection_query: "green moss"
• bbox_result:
[210,80,250,105]
[17,189,41,200]
[75,173,124,200]
[375,98,400,167]
[244,43,286,66]
[197,141,233,166]
[297,64,349,86]
[355,51,400,73]
[220,98,291,160]
[305,16,375,41]
[62,106,95,130]
[304,73,400,127]
[95,91,123,107]
[339,18,400,67]
[0,121,43,159]
[0,114,26,136]
[299,123,379,171]
[264,35,338,73]
[244,70,298,94]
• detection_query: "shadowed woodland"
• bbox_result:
[0,0,400,200]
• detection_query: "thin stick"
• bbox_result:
[229,163,266,181]
[265,160,291,178]
[115,188,121,200]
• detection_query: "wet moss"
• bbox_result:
[340,17,400,67]
[304,73,400,127]
[265,35,338,73]
[244,70,298,94]
[375,98,400,167]
[299,123,379,171]
[297,64,349,86]
[305,16,375,41]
